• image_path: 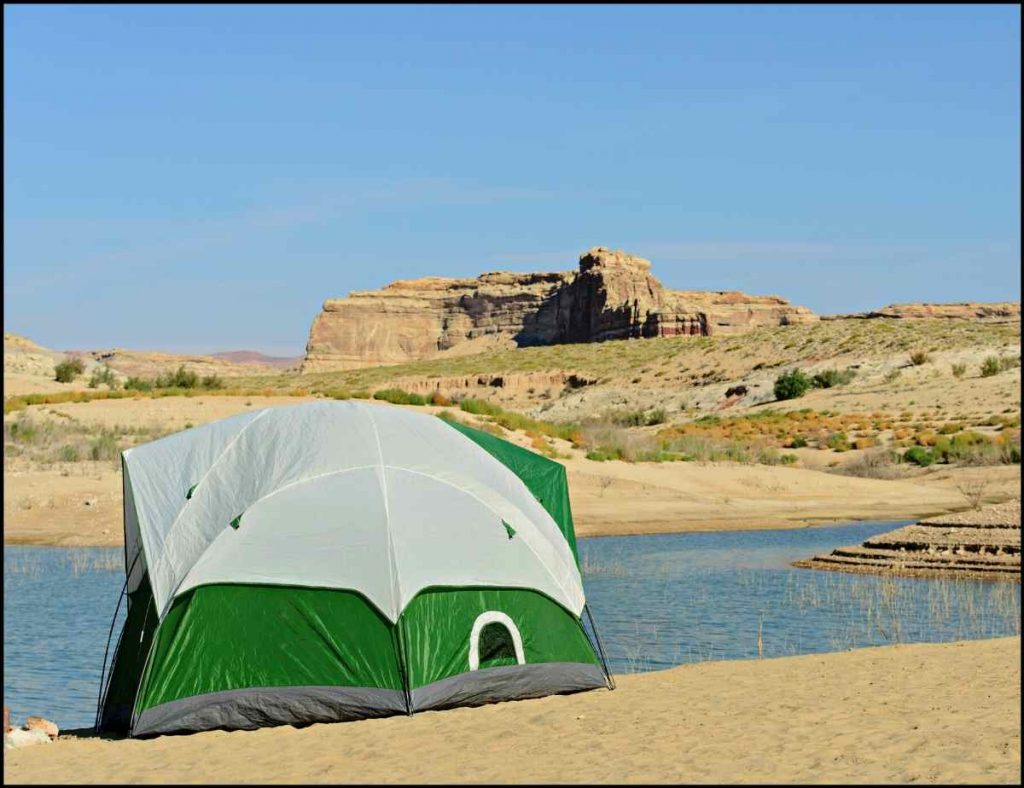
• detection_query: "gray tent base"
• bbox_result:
[132,662,608,737]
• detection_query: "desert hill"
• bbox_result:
[3,334,301,396]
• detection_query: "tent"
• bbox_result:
[96,400,612,737]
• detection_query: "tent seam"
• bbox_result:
[150,409,270,619]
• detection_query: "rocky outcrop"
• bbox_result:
[794,499,1021,580]
[303,247,818,371]
[824,302,1021,321]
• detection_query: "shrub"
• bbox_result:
[999,355,1021,371]
[87,366,118,389]
[54,357,86,383]
[200,374,224,390]
[787,435,808,449]
[58,444,80,463]
[585,449,622,462]
[373,388,427,406]
[459,398,503,417]
[90,432,120,461]
[837,449,901,479]
[937,423,962,435]
[811,368,857,389]
[980,356,1001,377]
[774,370,812,401]
[610,408,666,427]
[951,363,967,378]
[124,376,153,391]
[153,365,199,389]
[429,391,452,407]
[909,351,931,366]
[780,453,798,465]
[903,446,935,467]
[825,431,850,452]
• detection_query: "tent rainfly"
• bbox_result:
[96,400,612,736]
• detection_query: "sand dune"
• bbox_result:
[4,637,1019,784]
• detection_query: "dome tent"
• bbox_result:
[97,400,612,737]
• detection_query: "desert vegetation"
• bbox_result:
[3,410,168,468]
[53,357,85,383]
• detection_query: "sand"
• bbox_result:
[4,393,1020,546]
[4,637,1019,784]
[5,452,1020,548]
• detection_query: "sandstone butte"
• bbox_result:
[302,246,820,372]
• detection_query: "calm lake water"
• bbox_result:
[4,520,1021,730]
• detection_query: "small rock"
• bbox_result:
[84,498,97,507]
[4,727,51,750]
[26,716,59,738]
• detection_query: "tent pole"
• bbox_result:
[94,547,142,731]
[393,619,414,716]
[584,604,616,691]
[94,577,128,731]
[126,597,158,736]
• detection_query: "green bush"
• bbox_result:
[124,376,153,391]
[154,366,199,389]
[54,357,86,383]
[787,435,809,449]
[87,366,118,389]
[811,368,856,389]
[610,408,667,427]
[459,398,503,417]
[373,388,427,406]
[780,453,798,465]
[825,431,850,452]
[201,374,224,390]
[903,446,935,467]
[585,449,622,462]
[58,444,80,462]
[774,370,812,401]
[951,363,967,378]
[980,356,1001,377]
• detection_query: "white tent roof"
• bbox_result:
[123,401,585,624]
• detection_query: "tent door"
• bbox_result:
[468,611,525,671]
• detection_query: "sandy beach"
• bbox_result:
[4,637,1019,784]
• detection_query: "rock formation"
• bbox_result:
[824,302,1021,321]
[793,499,1021,580]
[303,247,819,371]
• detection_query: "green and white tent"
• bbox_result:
[97,400,611,737]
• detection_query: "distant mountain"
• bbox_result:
[208,351,303,369]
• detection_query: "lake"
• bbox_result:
[4,520,1020,730]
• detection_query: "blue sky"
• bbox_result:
[4,4,1020,356]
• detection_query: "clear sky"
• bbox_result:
[4,4,1020,356]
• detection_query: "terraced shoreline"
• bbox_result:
[794,499,1021,580]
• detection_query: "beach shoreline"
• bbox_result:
[4,636,1019,784]
[5,457,1019,548]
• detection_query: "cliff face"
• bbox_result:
[302,247,819,372]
